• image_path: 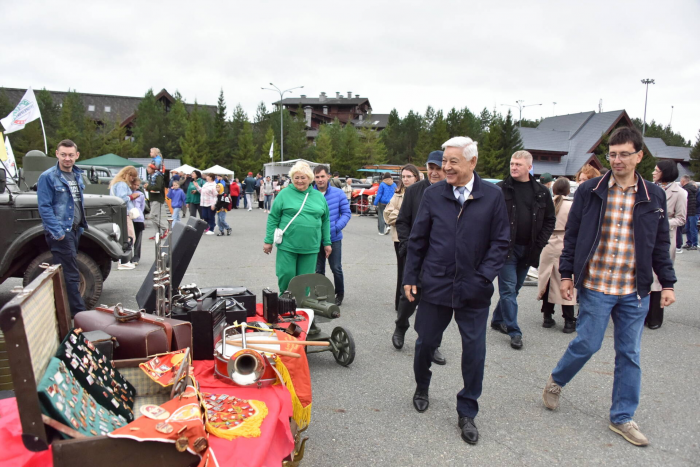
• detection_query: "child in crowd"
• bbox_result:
[167,181,186,223]
[130,179,146,266]
[215,181,232,236]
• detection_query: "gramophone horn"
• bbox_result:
[227,349,266,386]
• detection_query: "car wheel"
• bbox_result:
[356,195,370,215]
[23,251,104,309]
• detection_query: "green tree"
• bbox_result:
[0,88,12,118]
[80,118,102,159]
[164,92,188,160]
[253,101,270,160]
[315,124,334,164]
[381,109,403,164]
[334,122,360,175]
[210,89,230,166]
[357,125,388,168]
[283,106,308,160]
[57,90,86,145]
[479,107,493,134]
[35,89,61,149]
[236,121,256,174]
[263,126,280,163]
[230,104,248,155]
[632,118,690,147]
[132,89,167,156]
[501,110,524,160]
[180,102,209,167]
[478,117,505,178]
[690,130,700,180]
[98,118,135,158]
[431,110,450,149]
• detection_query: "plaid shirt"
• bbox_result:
[583,175,638,295]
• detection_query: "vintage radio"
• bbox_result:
[262,288,279,324]
[213,286,257,317]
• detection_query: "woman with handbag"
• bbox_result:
[109,166,139,270]
[195,173,218,235]
[263,161,331,294]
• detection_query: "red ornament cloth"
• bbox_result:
[0,398,53,467]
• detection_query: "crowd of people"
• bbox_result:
[37,128,692,448]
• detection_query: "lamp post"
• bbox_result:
[262,83,304,162]
[552,102,557,117]
[500,100,542,127]
[640,79,655,136]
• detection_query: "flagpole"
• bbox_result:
[39,114,48,153]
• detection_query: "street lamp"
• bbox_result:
[640,79,655,136]
[552,102,557,117]
[500,100,542,127]
[262,83,304,162]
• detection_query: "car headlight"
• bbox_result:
[111,223,121,240]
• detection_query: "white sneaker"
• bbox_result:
[676,248,684,254]
[205,231,216,235]
[248,208,252,211]
[118,262,136,270]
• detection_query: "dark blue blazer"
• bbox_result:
[560,171,676,297]
[403,174,510,309]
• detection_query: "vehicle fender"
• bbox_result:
[0,224,47,276]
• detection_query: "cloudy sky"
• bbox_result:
[4,0,699,143]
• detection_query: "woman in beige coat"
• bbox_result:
[383,164,420,311]
[538,178,577,333]
[647,160,687,329]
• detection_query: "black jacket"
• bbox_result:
[559,171,676,297]
[403,176,510,309]
[497,175,556,267]
[683,182,697,217]
[396,178,432,251]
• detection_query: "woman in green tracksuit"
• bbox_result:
[264,161,332,294]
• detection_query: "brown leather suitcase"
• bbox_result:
[74,307,192,360]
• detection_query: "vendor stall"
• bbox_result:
[263,159,326,180]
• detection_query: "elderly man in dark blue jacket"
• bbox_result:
[314,165,352,306]
[542,127,676,447]
[403,136,510,445]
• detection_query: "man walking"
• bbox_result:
[680,175,698,250]
[491,151,555,349]
[542,127,676,447]
[243,172,257,211]
[37,139,88,316]
[330,172,344,189]
[403,137,510,444]
[145,163,166,239]
[314,165,351,306]
[392,151,448,365]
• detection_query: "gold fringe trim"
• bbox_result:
[205,399,268,440]
[274,356,312,429]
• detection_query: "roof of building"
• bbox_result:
[350,113,390,129]
[644,137,691,161]
[275,93,372,110]
[677,162,693,180]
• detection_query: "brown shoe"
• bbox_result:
[609,421,649,446]
[542,375,562,410]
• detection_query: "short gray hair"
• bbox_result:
[681,174,691,182]
[442,136,478,161]
[288,161,314,181]
[511,150,533,165]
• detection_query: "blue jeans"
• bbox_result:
[172,207,182,223]
[551,288,649,424]
[491,244,530,337]
[316,240,344,296]
[45,228,86,316]
[685,215,698,246]
[217,210,230,232]
[201,206,216,231]
[264,194,273,210]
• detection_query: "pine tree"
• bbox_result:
[36,89,61,149]
[210,89,230,166]
[462,107,483,143]
[0,88,12,118]
[132,89,167,157]
[230,104,248,155]
[401,110,421,162]
[335,123,359,175]
[315,124,334,164]
[446,107,462,137]
[478,117,506,178]
[690,130,700,180]
[479,107,493,134]
[165,92,188,160]
[431,110,450,149]
[98,118,134,158]
[382,109,403,164]
[263,126,280,163]
[253,101,270,160]
[80,118,102,159]
[357,126,388,168]
[501,110,524,160]
[57,90,86,144]
[284,106,308,160]
[236,121,256,174]
[180,102,209,168]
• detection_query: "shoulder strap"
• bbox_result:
[281,192,309,234]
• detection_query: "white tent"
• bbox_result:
[170,164,198,174]
[263,159,328,179]
[202,164,235,176]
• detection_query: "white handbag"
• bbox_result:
[274,193,309,245]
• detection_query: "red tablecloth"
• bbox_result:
[0,398,53,467]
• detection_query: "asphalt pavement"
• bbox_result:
[1,206,698,466]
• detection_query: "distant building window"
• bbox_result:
[323,106,328,115]
[105,106,111,112]
[88,105,95,111]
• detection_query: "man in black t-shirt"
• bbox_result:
[493,151,555,349]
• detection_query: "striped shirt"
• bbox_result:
[583,175,638,295]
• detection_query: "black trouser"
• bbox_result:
[132,221,144,263]
[396,284,420,331]
[45,228,86,316]
[414,300,487,419]
[540,279,575,321]
[393,242,405,311]
[645,291,664,328]
[231,196,239,208]
[188,203,200,218]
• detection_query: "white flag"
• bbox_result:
[269,140,274,159]
[4,136,17,178]
[1,88,42,134]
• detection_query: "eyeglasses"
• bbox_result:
[606,150,639,161]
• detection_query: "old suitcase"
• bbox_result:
[0,264,198,466]
[74,306,192,359]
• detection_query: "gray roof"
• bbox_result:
[350,113,389,129]
[644,137,690,161]
[276,97,371,108]
[522,110,626,176]
[677,162,693,180]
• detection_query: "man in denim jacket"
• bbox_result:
[37,139,88,315]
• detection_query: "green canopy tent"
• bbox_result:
[78,153,143,168]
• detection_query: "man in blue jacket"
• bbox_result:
[542,127,676,447]
[403,136,510,444]
[373,173,396,235]
[37,139,88,316]
[314,165,351,306]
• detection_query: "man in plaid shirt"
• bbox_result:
[542,127,676,447]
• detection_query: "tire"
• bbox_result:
[23,251,104,309]
[330,326,355,366]
[100,260,112,282]
[356,195,370,215]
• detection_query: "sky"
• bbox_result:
[3,0,699,143]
